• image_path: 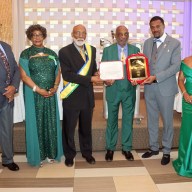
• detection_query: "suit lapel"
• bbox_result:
[0,44,10,71]
[128,44,134,55]
[0,59,7,73]
[157,35,171,61]
[149,39,154,60]
[71,43,85,68]
[0,56,6,69]
[111,44,119,60]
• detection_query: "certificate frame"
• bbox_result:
[99,61,124,80]
[126,53,150,84]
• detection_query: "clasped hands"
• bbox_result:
[37,86,58,98]
[3,85,16,103]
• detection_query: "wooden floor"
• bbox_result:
[0,97,189,191]
[0,150,192,192]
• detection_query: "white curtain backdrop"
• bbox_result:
[12,0,185,123]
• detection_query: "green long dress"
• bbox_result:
[172,61,192,177]
[19,45,63,166]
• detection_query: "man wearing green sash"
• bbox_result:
[59,24,102,167]
[102,26,140,162]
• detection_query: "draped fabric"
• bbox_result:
[173,61,192,178]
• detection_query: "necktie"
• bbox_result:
[121,48,126,64]
[80,49,86,61]
[0,48,11,85]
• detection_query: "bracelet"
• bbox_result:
[33,85,37,92]
[182,90,186,95]
[54,83,59,88]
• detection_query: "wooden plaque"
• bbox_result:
[126,53,150,84]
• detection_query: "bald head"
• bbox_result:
[115,25,129,47]
[72,24,87,47]
[72,24,86,34]
[116,25,128,34]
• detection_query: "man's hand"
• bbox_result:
[104,80,115,86]
[91,75,103,84]
[94,71,100,76]
[131,80,138,86]
[3,85,16,101]
[142,76,156,84]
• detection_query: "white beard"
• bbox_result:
[73,38,86,47]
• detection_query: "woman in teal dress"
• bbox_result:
[172,56,192,177]
[19,24,62,167]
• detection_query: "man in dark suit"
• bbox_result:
[101,26,140,162]
[0,41,20,171]
[142,16,181,165]
[59,24,102,167]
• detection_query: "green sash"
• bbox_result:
[60,43,92,99]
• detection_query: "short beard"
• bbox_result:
[73,38,86,47]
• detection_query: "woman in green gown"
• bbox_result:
[19,24,63,167]
[172,56,192,177]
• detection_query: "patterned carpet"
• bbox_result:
[0,150,192,192]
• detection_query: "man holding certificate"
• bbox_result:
[101,25,140,162]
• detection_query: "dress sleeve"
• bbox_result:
[180,61,185,72]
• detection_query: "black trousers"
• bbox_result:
[62,107,93,159]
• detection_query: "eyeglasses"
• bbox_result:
[32,33,43,38]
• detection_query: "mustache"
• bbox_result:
[76,38,84,41]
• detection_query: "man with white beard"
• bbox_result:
[59,24,102,167]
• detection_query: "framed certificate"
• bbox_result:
[126,53,150,84]
[99,61,124,80]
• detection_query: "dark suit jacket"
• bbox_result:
[0,41,20,109]
[59,43,97,109]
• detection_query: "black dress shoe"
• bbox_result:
[122,150,134,161]
[82,155,96,164]
[142,150,159,158]
[2,162,19,171]
[161,154,170,165]
[65,158,74,167]
[105,150,114,162]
